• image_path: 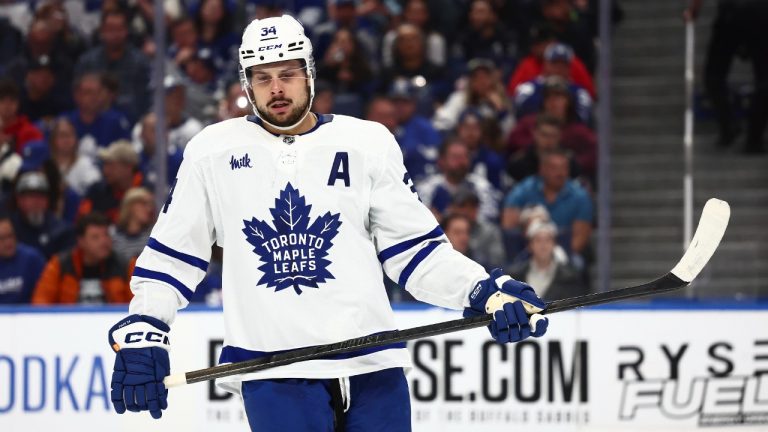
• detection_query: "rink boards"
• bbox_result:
[0,303,767,432]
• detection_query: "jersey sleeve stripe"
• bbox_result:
[132,266,194,301]
[146,237,209,271]
[398,240,441,287]
[377,226,444,264]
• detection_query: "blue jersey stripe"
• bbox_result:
[132,267,194,301]
[398,241,441,287]
[219,339,407,364]
[147,237,209,271]
[378,226,444,263]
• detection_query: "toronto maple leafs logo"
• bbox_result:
[242,183,342,294]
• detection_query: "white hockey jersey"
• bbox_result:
[128,114,489,393]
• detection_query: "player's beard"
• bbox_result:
[256,86,311,128]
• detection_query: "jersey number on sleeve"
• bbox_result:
[162,178,178,213]
[403,172,420,200]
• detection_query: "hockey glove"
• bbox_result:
[108,314,171,419]
[464,268,548,343]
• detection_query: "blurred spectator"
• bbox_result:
[9,171,74,259]
[19,140,81,224]
[75,9,151,124]
[366,95,399,132]
[433,58,513,135]
[163,77,204,151]
[501,149,593,262]
[313,0,380,63]
[0,131,21,197]
[32,212,132,304]
[506,24,595,98]
[540,0,596,73]
[190,244,224,304]
[318,27,375,96]
[168,16,199,71]
[507,114,582,182]
[178,49,222,123]
[506,220,586,300]
[310,80,335,115]
[0,211,46,304]
[16,54,73,122]
[440,212,472,257]
[3,17,76,88]
[381,0,446,68]
[130,76,203,156]
[78,140,143,223]
[0,17,23,69]
[195,0,240,76]
[380,23,448,103]
[62,72,132,158]
[508,81,597,179]
[49,117,101,197]
[388,80,442,181]
[513,76,592,125]
[132,112,183,189]
[455,109,507,191]
[112,187,154,262]
[447,188,506,270]
[454,0,517,75]
[0,78,44,154]
[416,138,499,222]
[34,0,88,61]
[686,0,768,153]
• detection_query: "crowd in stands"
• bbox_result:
[0,0,616,306]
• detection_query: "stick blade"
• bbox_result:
[670,198,730,283]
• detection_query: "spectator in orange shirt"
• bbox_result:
[32,212,133,304]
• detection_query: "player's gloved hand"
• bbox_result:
[463,268,548,343]
[108,314,171,419]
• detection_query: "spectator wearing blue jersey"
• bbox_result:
[513,61,593,125]
[0,211,46,303]
[389,79,442,182]
[194,0,240,77]
[62,73,132,159]
[74,9,151,124]
[416,137,500,222]
[501,149,592,263]
[455,109,508,191]
[132,112,184,190]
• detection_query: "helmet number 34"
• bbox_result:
[261,26,277,36]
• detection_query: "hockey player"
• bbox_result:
[107,15,548,431]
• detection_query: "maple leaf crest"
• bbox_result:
[242,183,342,294]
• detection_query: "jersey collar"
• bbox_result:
[247,113,334,137]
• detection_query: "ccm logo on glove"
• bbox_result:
[124,331,170,345]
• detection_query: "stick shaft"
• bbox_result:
[173,272,686,386]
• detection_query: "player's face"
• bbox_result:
[249,60,311,128]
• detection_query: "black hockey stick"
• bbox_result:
[164,198,730,388]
